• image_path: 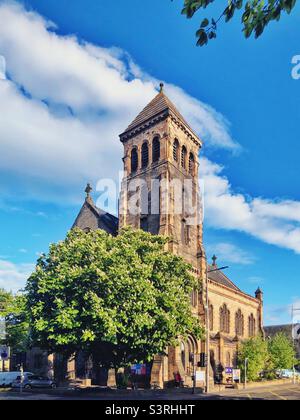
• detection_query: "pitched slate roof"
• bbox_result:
[208,265,241,292]
[264,324,293,339]
[122,90,199,140]
[73,197,118,236]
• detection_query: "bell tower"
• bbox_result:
[119,84,205,270]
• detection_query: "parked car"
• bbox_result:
[0,372,33,388]
[276,369,300,379]
[12,374,57,389]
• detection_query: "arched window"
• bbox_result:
[235,309,244,337]
[131,148,138,173]
[152,136,160,163]
[181,146,187,169]
[220,304,230,334]
[248,314,256,337]
[209,304,214,331]
[190,288,197,307]
[189,153,195,175]
[141,142,149,169]
[226,352,231,368]
[233,352,238,368]
[173,139,179,162]
[182,220,190,246]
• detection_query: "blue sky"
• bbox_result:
[0,0,299,325]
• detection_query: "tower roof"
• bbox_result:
[120,88,201,145]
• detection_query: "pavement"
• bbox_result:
[0,383,299,400]
[210,383,300,400]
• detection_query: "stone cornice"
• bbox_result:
[168,110,202,148]
[119,109,202,148]
[209,279,260,307]
[120,111,169,142]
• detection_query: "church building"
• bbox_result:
[71,85,264,388]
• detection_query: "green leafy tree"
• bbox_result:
[268,332,297,370]
[26,228,204,375]
[238,336,269,381]
[178,0,297,46]
[0,289,29,352]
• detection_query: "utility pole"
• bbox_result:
[205,259,229,394]
[244,358,248,389]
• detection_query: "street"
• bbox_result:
[0,383,300,400]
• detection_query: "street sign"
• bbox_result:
[0,346,10,361]
[224,367,233,385]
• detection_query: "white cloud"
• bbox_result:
[206,242,256,265]
[252,198,300,223]
[0,1,238,204]
[165,84,240,150]
[0,260,34,293]
[201,157,300,254]
[265,298,300,325]
[0,54,5,80]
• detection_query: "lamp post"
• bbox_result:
[292,306,300,385]
[205,260,229,393]
[244,358,248,389]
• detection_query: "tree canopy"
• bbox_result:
[238,336,269,381]
[0,289,29,352]
[26,227,203,371]
[268,332,296,370]
[238,333,297,381]
[179,0,297,46]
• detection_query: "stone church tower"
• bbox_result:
[119,84,207,385]
[119,84,205,269]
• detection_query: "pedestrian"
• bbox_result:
[174,371,183,388]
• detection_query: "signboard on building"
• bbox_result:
[196,371,205,382]
[233,369,241,383]
[131,364,151,376]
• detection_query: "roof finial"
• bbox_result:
[85,183,92,199]
[159,82,164,93]
[212,255,217,267]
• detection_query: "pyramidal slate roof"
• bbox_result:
[73,196,118,236]
[121,90,199,141]
[208,265,241,292]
